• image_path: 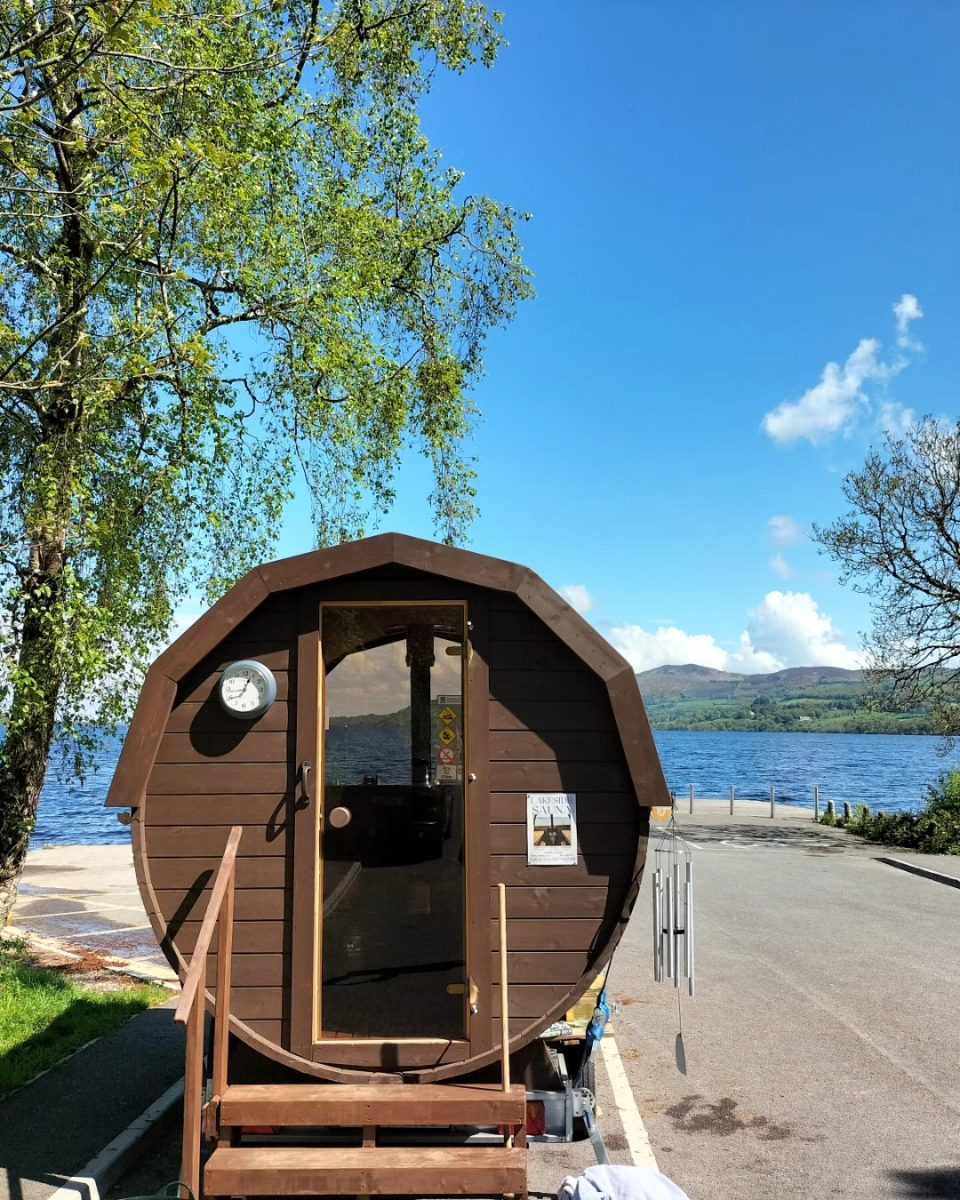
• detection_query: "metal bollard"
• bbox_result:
[813,785,820,821]
[729,785,735,815]
[843,801,852,820]
[770,786,776,818]
[826,799,836,818]
[689,783,694,815]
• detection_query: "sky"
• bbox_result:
[205,1,960,677]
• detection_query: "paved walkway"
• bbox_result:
[4,816,958,1200]
[8,845,175,984]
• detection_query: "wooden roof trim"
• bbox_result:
[606,665,671,809]
[513,568,631,681]
[151,568,272,681]
[104,673,176,808]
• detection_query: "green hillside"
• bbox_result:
[637,665,934,734]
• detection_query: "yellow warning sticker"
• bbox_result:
[439,726,458,745]
[439,707,457,723]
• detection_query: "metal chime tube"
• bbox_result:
[653,868,663,982]
[685,858,695,998]
[665,864,675,981]
[672,860,681,988]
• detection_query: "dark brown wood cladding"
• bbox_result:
[124,534,662,1084]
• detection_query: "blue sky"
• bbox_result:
[265,1,960,675]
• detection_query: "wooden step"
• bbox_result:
[219,1082,527,1128]
[204,1144,527,1196]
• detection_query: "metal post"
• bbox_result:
[689,783,695,815]
[826,799,835,818]
[770,786,776,818]
[729,785,735,815]
[813,785,820,821]
[843,801,852,820]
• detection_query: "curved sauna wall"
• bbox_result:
[107,534,668,1081]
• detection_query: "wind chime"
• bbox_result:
[652,817,695,997]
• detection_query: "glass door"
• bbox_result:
[318,603,467,1040]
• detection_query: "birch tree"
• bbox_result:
[0,0,531,921]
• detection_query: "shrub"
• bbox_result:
[820,771,960,854]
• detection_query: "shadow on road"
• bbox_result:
[886,1167,960,1197]
[676,821,849,853]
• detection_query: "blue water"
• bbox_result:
[30,729,960,846]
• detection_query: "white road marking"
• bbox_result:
[600,1032,659,1169]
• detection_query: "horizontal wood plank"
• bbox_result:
[491,822,638,855]
[148,762,293,794]
[220,1082,526,1127]
[171,920,287,955]
[230,986,286,1021]
[222,604,298,641]
[491,950,591,983]
[489,669,605,702]
[489,886,627,918]
[146,825,289,859]
[165,700,290,734]
[150,856,288,889]
[146,796,293,825]
[492,984,564,1019]
[192,644,292,673]
[488,918,606,952]
[488,699,612,732]
[489,761,632,792]
[200,952,288,988]
[489,729,621,762]
[492,854,638,887]
[204,1145,526,1196]
[489,792,640,824]
[239,1017,285,1043]
[155,732,291,765]
[155,887,287,923]
[485,639,585,673]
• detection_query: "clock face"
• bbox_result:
[218,660,277,719]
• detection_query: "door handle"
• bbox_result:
[298,761,311,807]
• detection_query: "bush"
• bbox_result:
[820,771,960,854]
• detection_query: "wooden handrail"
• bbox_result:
[173,824,242,1199]
[174,824,243,1024]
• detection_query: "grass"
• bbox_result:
[0,935,169,1098]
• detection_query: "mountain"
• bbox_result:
[637,664,863,700]
[636,664,932,734]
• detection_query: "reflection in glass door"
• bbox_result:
[320,604,466,1040]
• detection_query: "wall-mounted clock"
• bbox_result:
[217,659,277,720]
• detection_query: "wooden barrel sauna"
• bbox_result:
[107,534,669,1082]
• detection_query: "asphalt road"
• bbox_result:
[608,812,960,1200]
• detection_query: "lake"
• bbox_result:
[31,729,960,847]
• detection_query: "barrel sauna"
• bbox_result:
[106,534,669,1082]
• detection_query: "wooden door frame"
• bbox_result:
[289,586,492,1070]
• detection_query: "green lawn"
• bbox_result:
[0,936,169,1098]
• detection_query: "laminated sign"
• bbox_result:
[526,792,578,865]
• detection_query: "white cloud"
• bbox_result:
[763,337,890,444]
[746,591,861,670]
[769,553,793,579]
[762,296,924,445]
[768,515,806,547]
[611,590,860,675]
[893,293,924,349]
[559,584,594,615]
[878,401,916,438]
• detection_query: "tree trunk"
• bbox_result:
[0,557,64,927]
